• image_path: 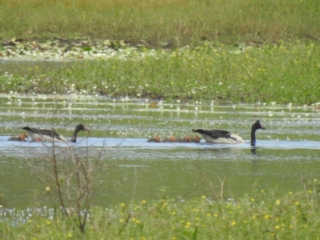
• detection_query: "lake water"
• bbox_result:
[0,93,320,211]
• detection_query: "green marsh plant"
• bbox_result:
[27,136,104,233]
[3,178,320,239]
[1,42,320,105]
[1,0,320,46]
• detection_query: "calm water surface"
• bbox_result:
[0,93,320,210]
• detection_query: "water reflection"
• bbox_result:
[0,94,320,209]
[251,147,257,155]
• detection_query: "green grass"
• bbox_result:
[1,1,320,238]
[1,0,320,105]
[0,0,320,46]
[1,42,320,105]
[2,183,320,240]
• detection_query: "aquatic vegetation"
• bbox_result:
[1,1,320,238]
[1,42,320,105]
[2,184,320,239]
[1,0,320,105]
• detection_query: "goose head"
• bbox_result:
[252,120,266,131]
[250,120,266,146]
[75,124,90,132]
[70,124,90,143]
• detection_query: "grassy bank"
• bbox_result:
[1,42,320,105]
[0,0,319,47]
[1,0,320,105]
[2,184,320,239]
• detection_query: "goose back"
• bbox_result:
[192,129,243,144]
[22,127,66,142]
[22,124,89,142]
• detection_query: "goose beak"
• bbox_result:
[261,125,266,130]
[84,126,90,132]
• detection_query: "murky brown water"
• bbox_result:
[0,93,320,210]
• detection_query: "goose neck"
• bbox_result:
[250,127,256,146]
[71,128,80,143]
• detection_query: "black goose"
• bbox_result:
[22,124,90,143]
[249,120,266,146]
[192,120,265,145]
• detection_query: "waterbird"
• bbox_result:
[147,136,161,142]
[177,135,191,143]
[190,135,201,143]
[161,136,177,142]
[249,120,266,146]
[176,135,201,143]
[192,120,265,145]
[8,133,28,141]
[22,124,90,143]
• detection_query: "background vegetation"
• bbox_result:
[2,184,320,239]
[0,0,320,46]
[1,0,320,105]
[1,0,320,238]
[1,42,320,105]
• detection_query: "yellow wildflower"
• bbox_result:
[185,222,191,229]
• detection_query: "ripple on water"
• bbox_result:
[0,137,319,160]
[1,94,320,209]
